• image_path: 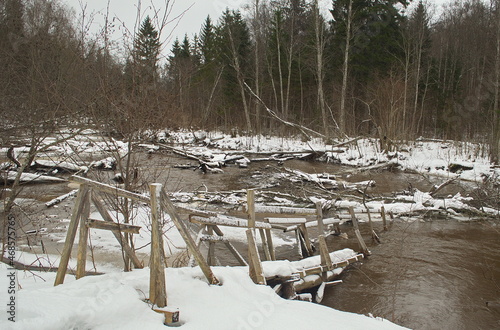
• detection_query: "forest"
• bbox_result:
[1,0,499,162]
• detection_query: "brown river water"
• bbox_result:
[7,152,500,330]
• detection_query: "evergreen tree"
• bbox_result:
[199,16,216,64]
[132,15,161,84]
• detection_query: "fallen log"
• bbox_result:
[2,171,66,184]
[45,189,78,207]
[33,159,82,173]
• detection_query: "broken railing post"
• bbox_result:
[247,189,256,229]
[318,235,332,281]
[380,206,388,231]
[76,188,92,279]
[149,183,167,308]
[246,229,266,285]
[348,206,370,256]
[54,183,89,286]
[316,201,324,237]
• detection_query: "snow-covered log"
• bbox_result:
[33,159,82,173]
[2,171,66,184]
[45,189,78,207]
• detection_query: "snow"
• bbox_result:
[0,264,407,330]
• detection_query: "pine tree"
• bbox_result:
[199,16,216,64]
[132,16,161,85]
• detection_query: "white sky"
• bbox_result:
[61,0,448,60]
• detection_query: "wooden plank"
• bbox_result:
[160,189,220,285]
[149,184,167,308]
[70,175,149,203]
[189,225,206,267]
[246,229,266,285]
[190,215,272,229]
[318,235,332,271]
[207,226,215,266]
[299,223,314,257]
[259,228,271,261]
[284,218,340,232]
[265,217,307,225]
[316,202,324,237]
[91,193,143,269]
[253,205,317,215]
[54,184,89,286]
[76,188,91,280]
[247,189,255,228]
[300,254,364,277]
[200,234,229,243]
[86,219,141,234]
[264,219,275,261]
[381,206,388,231]
[349,207,370,256]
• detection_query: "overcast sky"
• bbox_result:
[61,0,447,60]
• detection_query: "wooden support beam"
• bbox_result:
[381,206,388,231]
[160,189,220,285]
[316,202,324,237]
[284,218,340,233]
[91,193,143,269]
[366,206,380,243]
[54,184,89,286]
[247,189,256,228]
[86,219,141,234]
[207,226,215,266]
[246,229,266,285]
[264,219,276,261]
[190,215,272,230]
[318,235,332,270]
[149,184,167,308]
[253,205,317,215]
[76,188,91,280]
[70,175,150,203]
[299,223,314,257]
[265,217,307,225]
[259,228,271,261]
[349,206,370,256]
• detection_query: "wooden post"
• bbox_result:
[318,235,332,281]
[259,228,271,261]
[247,189,256,228]
[207,225,215,266]
[263,219,276,261]
[76,188,91,279]
[348,206,370,256]
[366,206,380,243]
[54,184,89,286]
[149,183,167,308]
[246,229,266,285]
[91,193,143,269]
[295,229,303,258]
[316,202,324,237]
[380,206,388,231]
[299,223,314,257]
[159,189,219,285]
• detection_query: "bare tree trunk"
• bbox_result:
[254,0,262,134]
[340,0,353,134]
[314,0,328,138]
[492,0,500,164]
[229,30,252,133]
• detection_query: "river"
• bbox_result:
[6,152,500,329]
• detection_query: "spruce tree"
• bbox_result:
[132,15,161,84]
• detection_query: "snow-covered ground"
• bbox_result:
[0,263,407,330]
